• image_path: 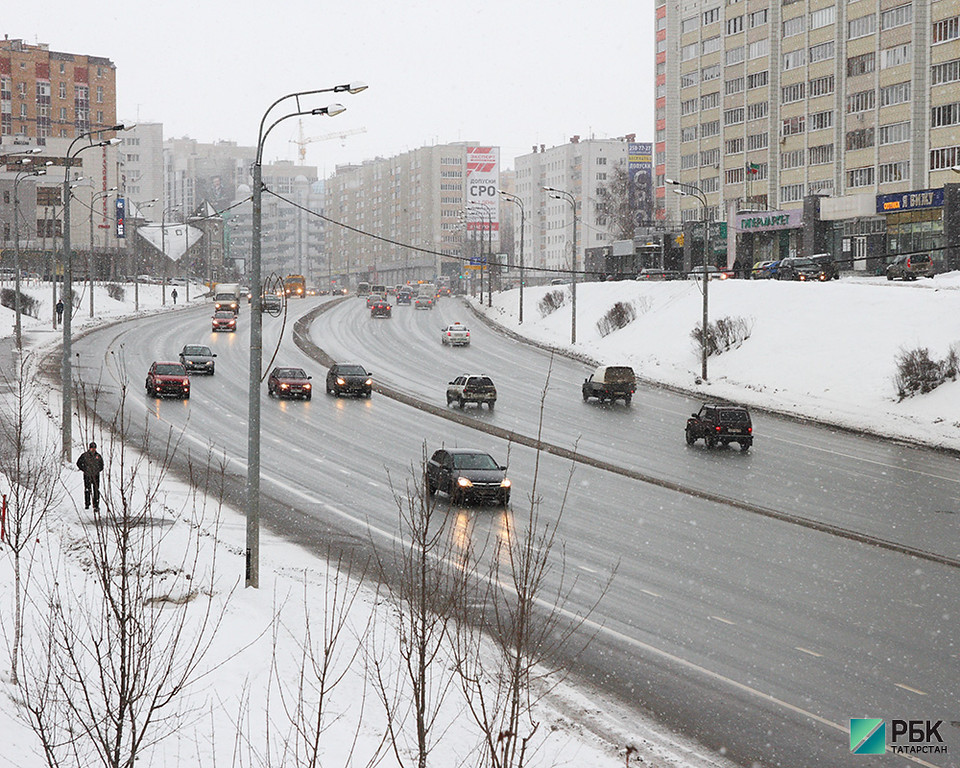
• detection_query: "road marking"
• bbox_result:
[640,589,660,598]
[895,683,928,696]
[709,615,736,625]
[795,647,823,658]
[577,565,598,574]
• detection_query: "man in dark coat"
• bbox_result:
[77,441,104,511]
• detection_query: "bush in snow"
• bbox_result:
[538,289,565,317]
[596,300,637,338]
[106,282,125,302]
[894,344,959,401]
[691,315,753,358]
[0,287,40,318]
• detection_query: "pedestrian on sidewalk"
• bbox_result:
[56,298,64,326]
[171,287,178,304]
[76,441,104,511]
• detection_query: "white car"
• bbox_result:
[441,323,470,346]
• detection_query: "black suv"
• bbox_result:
[886,253,934,281]
[776,257,822,281]
[426,448,510,506]
[685,403,753,451]
[326,364,373,397]
[810,254,839,280]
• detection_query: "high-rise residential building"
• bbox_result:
[322,142,500,289]
[655,0,960,271]
[514,136,630,279]
[120,122,164,209]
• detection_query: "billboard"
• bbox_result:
[115,197,126,238]
[466,146,500,238]
[628,142,654,227]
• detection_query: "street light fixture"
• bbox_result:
[543,186,578,344]
[61,124,130,461]
[245,83,365,589]
[665,177,711,381]
[13,166,48,350]
[498,190,525,324]
[89,187,119,317]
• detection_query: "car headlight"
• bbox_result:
[280,383,289,389]
[336,377,346,385]
[500,478,511,488]
[365,378,373,386]
[304,383,311,389]
[456,477,473,488]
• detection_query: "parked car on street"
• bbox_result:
[886,253,935,281]
[685,403,753,450]
[326,364,373,398]
[776,257,823,281]
[426,448,510,506]
[750,260,775,279]
[267,367,312,400]
[582,365,636,405]
[637,268,683,281]
[178,344,217,375]
[688,265,726,280]
[810,254,840,280]
[145,361,190,399]
[211,311,237,332]
[441,322,471,346]
[446,374,496,409]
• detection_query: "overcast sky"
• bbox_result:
[7,1,654,173]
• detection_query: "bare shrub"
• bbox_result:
[894,344,960,400]
[0,287,41,318]
[596,300,643,338]
[537,290,565,317]
[106,283,125,302]
[691,315,753,358]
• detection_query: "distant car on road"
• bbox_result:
[211,311,237,332]
[447,374,496,409]
[685,403,753,451]
[776,257,823,281]
[414,295,434,310]
[426,448,510,506]
[396,289,412,305]
[178,344,216,375]
[688,265,727,280]
[262,293,283,313]
[370,298,393,317]
[886,253,935,281]
[267,367,312,400]
[637,268,682,281]
[366,292,386,308]
[582,365,636,405]
[145,361,190,399]
[326,363,373,398]
[810,254,839,280]
[441,322,470,346]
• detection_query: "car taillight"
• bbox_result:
[747,427,752,433]
[447,332,451,336]
[715,425,722,431]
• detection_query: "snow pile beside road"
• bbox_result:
[472,273,960,451]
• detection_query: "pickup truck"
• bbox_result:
[685,403,753,450]
[446,374,496,409]
[582,365,636,405]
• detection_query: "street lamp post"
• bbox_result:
[160,205,182,305]
[543,187,578,344]
[130,198,158,312]
[499,190,524,324]
[245,82,366,589]
[13,164,48,350]
[665,177,710,381]
[468,204,494,308]
[89,187,118,317]
[61,125,128,461]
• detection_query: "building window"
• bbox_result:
[782,82,806,103]
[747,101,769,120]
[701,91,720,109]
[879,81,911,106]
[781,149,805,169]
[748,38,769,59]
[932,15,960,44]
[701,148,721,166]
[881,4,912,30]
[747,70,769,89]
[747,162,768,179]
[846,166,875,187]
[782,48,807,70]
[724,107,745,125]
[726,15,744,34]
[725,76,744,95]
[878,160,910,183]
[808,178,835,195]
[782,115,806,136]
[931,58,960,85]
[780,183,805,202]
[726,167,745,184]
[58,81,66,99]
[681,71,699,88]
[845,127,875,150]
[681,153,699,170]
[702,63,721,80]
[847,52,876,77]
[726,46,745,65]
[681,125,698,142]
[59,106,67,120]
[879,120,911,144]
[810,6,836,29]
[848,14,877,40]
[701,177,719,193]
[682,42,699,61]
[783,15,806,36]
[703,7,720,25]
[931,102,960,127]
[847,89,876,113]
[726,137,744,153]
[809,110,834,130]
[929,146,960,170]
[747,132,769,150]
[702,35,722,54]
[882,44,912,69]
[749,8,768,27]
[701,119,721,136]
[682,15,700,33]
[75,84,89,133]
[809,144,834,164]
[96,85,104,103]
[681,98,698,116]
[809,41,835,62]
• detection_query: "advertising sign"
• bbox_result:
[466,146,500,237]
[875,188,944,215]
[628,142,654,225]
[115,198,126,238]
[735,208,803,232]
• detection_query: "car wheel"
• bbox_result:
[426,479,436,497]
[886,273,894,281]
[488,400,495,410]
[458,396,464,409]
[685,428,696,445]
[182,392,190,400]
[501,491,510,507]
[209,366,215,375]
[582,390,589,402]
[305,393,312,401]
[706,434,717,449]
[365,390,372,399]
[334,388,341,397]
[624,394,632,405]
[740,441,751,452]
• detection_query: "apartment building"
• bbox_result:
[655,0,960,270]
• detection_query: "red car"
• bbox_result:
[370,298,392,318]
[145,361,190,399]
[212,311,237,332]
[267,366,313,400]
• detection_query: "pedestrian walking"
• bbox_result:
[56,298,64,325]
[171,287,178,304]
[76,441,104,511]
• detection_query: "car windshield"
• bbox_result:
[214,312,234,318]
[338,365,367,376]
[155,364,185,375]
[605,366,635,383]
[183,346,210,356]
[718,409,750,424]
[452,452,499,470]
[790,258,816,268]
[469,377,494,387]
[275,368,307,379]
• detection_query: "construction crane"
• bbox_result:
[290,121,367,162]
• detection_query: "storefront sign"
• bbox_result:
[875,188,943,214]
[735,209,802,232]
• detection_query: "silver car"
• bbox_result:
[178,344,217,375]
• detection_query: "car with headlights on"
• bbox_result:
[145,361,190,399]
[370,297,392,317]
[267,367,312,400]
[414,294,435,310]
[776,257,822,281]
[426,448,510,506]
[441,322,470,346]
[211,311,237,332]
[178,344,217,375]
[325,364,373,397]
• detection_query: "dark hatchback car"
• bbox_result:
[179,344,216,375]
[685,403,753,451]
[326,364,373,398]
[396,289,413,305]
[886,253,935,281]
[145,361,190,399]
[810,254,839,280]
[776,257,822,281]
[370,298,393,317]
[426,448,511,506]
[267,367,312,400]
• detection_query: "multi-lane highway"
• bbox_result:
[70,294,960,768]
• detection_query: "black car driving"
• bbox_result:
[426,448,511,506]
[326,364,373,397]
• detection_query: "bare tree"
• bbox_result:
[369,445,464,768]
[18,379,230,768]
[0,353,64,686]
